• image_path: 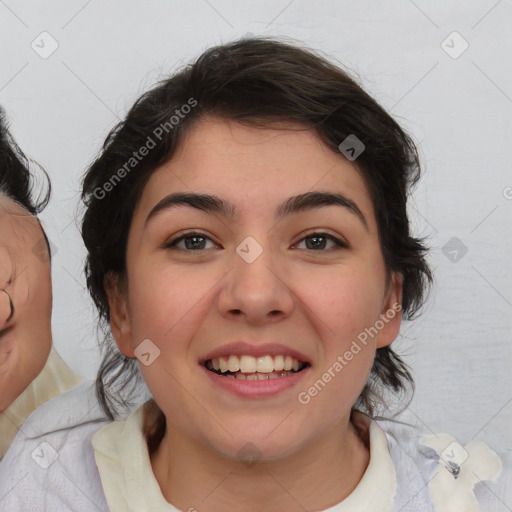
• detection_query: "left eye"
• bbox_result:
[164,231,347,252]
[294,232,347,251]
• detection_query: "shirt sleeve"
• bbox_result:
[0,382,110,512]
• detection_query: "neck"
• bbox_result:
[149,412,370,512]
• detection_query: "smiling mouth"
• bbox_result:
[204,354,309,380]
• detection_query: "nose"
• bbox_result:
[217,239,294,326]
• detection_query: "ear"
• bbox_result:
[104,271,135,358]
[376,272,403,349]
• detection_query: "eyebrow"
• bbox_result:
[145,191,368,231]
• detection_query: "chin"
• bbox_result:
[203,425,307,464]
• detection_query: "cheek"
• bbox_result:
[128,262,219,348]
[293,262,384,345]
[298,352,374,432]
[36,263,52,309]
[0,247,13,285]
[291,264,382,411]
[26,262,52,326]
[0,291,10,324]
[13,262,52,363]
[297,324,377,426]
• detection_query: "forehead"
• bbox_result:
[136,117,376,229]
[0,198,42,249]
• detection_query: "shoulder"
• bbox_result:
[375,417,512,511]
[0,380,149,511]
[17,380,107,437]
[374,418,437,511]
[0,381,110,511]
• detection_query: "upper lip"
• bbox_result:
[199,341,312,366]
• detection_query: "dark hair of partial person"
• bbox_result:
[0,107,52,254]
[80,35,434,449]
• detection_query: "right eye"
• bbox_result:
[163,231,219,252]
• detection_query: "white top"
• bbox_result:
[0,381,510,511]
[0,346,83,459]
[92,405,396,511]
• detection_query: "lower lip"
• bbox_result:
[200,364,310,398]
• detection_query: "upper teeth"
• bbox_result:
[208,355,303,373]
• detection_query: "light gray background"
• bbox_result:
[0,0,510,449]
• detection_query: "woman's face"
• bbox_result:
[0,198,52,412]
[109,116,402,459]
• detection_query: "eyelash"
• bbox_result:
[164,230,348,252]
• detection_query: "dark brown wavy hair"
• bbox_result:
[80,36,433,447]
[0,107,51,259]
[0,107,50,215]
